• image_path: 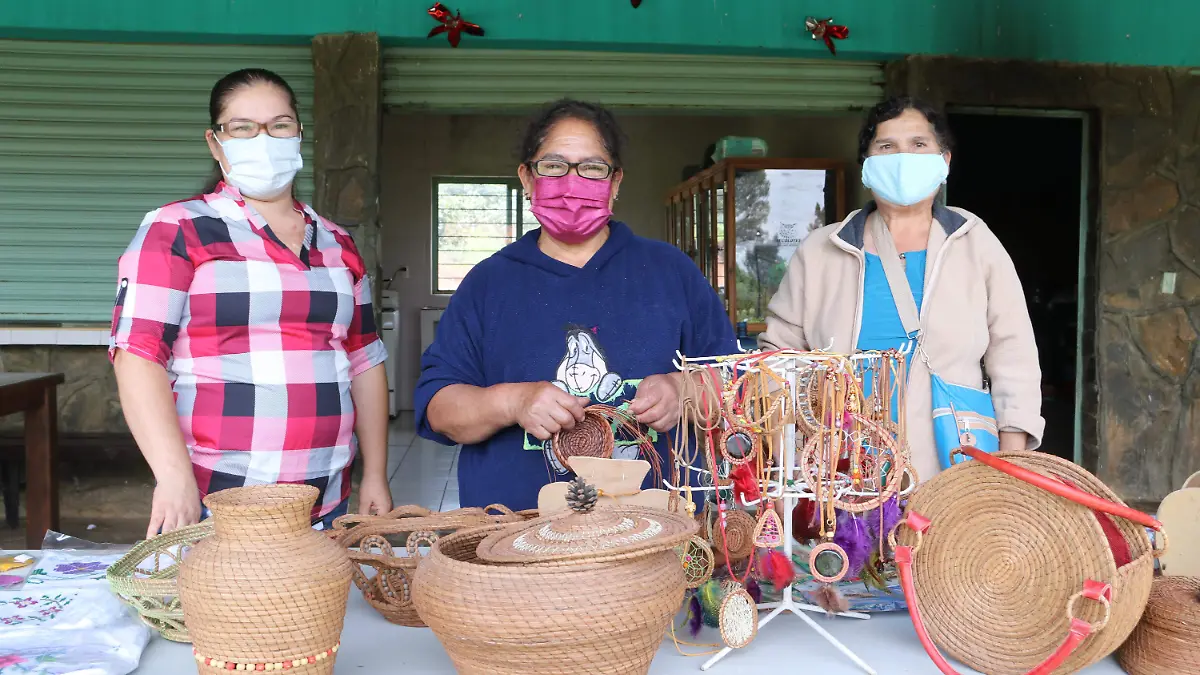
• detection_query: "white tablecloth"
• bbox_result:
[134,591,1128,674]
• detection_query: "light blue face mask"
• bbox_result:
[861,153,949,207]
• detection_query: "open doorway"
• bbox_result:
[944,109,1093,464]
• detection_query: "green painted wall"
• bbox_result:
[1,0,1196,67]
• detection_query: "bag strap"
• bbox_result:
[890,446,1165,675]
[869,213,921,338]
[956,447,1162,528]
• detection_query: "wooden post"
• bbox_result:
[24,384,58,548]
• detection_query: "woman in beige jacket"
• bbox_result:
[759,97,1044,482]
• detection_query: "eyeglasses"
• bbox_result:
[212,118,303,140]
[528,159,614,180]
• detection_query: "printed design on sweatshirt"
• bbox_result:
[524,326,656,474]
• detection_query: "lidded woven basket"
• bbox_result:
[893,449,1160,675]
[413,478,697,675]
[1118,575,1200,674]
[178,485,353,675]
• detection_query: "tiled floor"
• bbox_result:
[385,413,461,512]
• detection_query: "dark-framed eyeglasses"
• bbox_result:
[212,118,303,140]
[528,159,614,180]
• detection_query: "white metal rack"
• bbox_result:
[666,349,916,673]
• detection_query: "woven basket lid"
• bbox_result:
[1140,576,1200,630]
[476,477,697,564]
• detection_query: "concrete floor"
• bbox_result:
[0,413,461,548]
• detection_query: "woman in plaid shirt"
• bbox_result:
[110,69,392,537]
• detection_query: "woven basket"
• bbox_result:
[892,449,1161,675]
[1118,576,1200,674]
[330,504,534,626]
[413,503,698,675]
[178,485,354,675]
[106,521,214,642]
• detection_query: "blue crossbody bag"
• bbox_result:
[871,215,1000,470]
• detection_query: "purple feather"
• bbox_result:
[865,497,902,549]
[833,511,872,579]
[687,594,703,638]
[746,578,762,604]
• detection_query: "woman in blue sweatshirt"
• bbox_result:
[414,99,738,510]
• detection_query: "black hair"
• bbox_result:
[856,96,954,164]
[201,68,301,194]
[518,98,626,170]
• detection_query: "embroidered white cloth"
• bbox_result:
[0,587,150,675]
[22,552,126,588]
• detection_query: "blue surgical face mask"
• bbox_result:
[861,153,949,207]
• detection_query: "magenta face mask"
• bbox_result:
[530,174,613,244]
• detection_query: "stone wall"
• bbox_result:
[311,32,383,306]
[0,345,125,435]
[888,56,1200,503]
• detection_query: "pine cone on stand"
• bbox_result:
[565,476,599,514]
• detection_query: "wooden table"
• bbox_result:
[0,372,64,548]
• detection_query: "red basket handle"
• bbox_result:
[895,512,1114,675]
[955,446,1162,531]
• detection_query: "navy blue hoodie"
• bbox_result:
[413,222,737,511]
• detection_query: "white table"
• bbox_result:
[135,590,1128,674]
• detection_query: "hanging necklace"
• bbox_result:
[808,367,850,584]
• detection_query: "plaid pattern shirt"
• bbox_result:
[109,182,388,520]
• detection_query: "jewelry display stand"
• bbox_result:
[666,349,918,674]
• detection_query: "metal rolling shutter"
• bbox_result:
[0,40,315,324]
[383,48,884,113]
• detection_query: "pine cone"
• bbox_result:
[565,476,599,514]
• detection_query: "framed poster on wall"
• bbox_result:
[666,158,846,332]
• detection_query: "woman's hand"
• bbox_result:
[147,468,201,539]
[355,471,393,516]
[629,373,684,432]
[510,382,589,440]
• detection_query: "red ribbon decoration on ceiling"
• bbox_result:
[427,3,485,48]
[805,16,850,55]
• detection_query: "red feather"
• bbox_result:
[791,499,821,542]
[758,549,795,590]
[730,464,761,505]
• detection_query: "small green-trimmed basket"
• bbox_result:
[106,521,214,642]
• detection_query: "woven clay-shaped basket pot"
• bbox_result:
[330,503,533,627]
[413,482,698,675]
[892,448,1163,675]
[1117,576,1200,675]
[178,485,354,675]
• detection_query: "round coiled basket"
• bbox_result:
[892,449,1161,675]
[413,493,697,675]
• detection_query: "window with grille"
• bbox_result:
[432,178,535,294]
